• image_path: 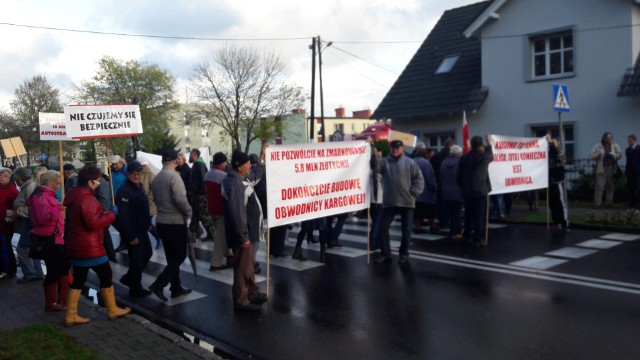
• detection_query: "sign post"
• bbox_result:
[553,84,570,224]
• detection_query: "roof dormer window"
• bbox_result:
[435,54,460,74]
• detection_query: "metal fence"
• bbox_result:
[564,158,626,200]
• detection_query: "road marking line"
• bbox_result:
[575,239,623,249]
[544,247,599,259]
[600,233,640,241]
[509,256,569,269]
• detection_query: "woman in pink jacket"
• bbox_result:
[28,170,68,312]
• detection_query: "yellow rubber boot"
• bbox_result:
[65,289,90,327]
[101,286,131,319]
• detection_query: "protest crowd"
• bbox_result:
[0,129,635,320]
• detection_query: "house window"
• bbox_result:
[531,125,574,161]
[424,132,455,151]
[531,31,573,78]
[334,123,344,133]
[435,54,460,74]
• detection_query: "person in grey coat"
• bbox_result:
[374,140,424,264]
[440,145,464,240]
[148,149,193,302]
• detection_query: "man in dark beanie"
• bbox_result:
[222,145,267,312]
[204,152,232,271]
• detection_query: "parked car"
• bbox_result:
[353,123,391,142]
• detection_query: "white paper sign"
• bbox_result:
[64,104,143,139]
[266,141,371,227]
[39,112,77,141]
[489,135,549,195]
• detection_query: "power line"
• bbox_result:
[324,49,390,89]
[329,45,400,75]
[0,22,311,41]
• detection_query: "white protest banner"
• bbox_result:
[489,135,548,195]
[266,141,371,227]
[135,151,163,175]
[39,112,77,141]
[64,104,143,139]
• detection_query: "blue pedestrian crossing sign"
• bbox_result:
[553,84,570,112]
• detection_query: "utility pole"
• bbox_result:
[309,37,316,143]
[317,35,326,142]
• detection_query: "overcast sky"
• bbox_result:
[0,0,479,117]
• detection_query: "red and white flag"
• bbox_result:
[462,111,470,154]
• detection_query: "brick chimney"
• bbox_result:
[352,109,372,118]
[335,107,345,117]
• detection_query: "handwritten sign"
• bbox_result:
[39,112,77,141]
[266,141,370,227]
[488,135,549,195]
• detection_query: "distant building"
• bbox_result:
[309,107,376,142]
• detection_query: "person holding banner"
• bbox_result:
[223,150,267,312]
[374,140,424,265]
[456,135,494,248]
[547,134,569,231]
[589,132,622,208]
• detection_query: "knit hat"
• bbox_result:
[63,164,75,171]
[249,154,260,165]
[212,152,228,166]
[231,150,250,169]
[110,155,123,164]
[161,149,178,162]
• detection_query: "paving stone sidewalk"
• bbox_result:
[0,277,223,360]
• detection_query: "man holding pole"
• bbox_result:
[456,135,494,248]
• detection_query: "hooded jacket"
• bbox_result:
[28,186,64,245]
[63,186,115,259]
[456,146,494,197]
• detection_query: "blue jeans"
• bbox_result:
[380,207,414,258]
[464,196,487,243]
[16,220,44,279]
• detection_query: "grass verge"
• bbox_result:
[0,323,103,360]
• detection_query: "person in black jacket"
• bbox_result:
[115,161,152,297]
[456,135,493,247]
[189,149,214,241]
[625,134,640,208]
[547,134,568,231]
[223,149,267,312]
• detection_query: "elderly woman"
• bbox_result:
[28,170,69,311]
[0,167,18,280]
[63,164,130,326]
[440,145,464,240]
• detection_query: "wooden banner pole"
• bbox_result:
[105,138,115,205]
[59,141,65,202]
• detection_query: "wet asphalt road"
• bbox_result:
[94,220,640,360]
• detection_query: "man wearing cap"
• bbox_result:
[204,152,232,271]
[110,155,127,197]
[115,161,152,297]
[222,147,267,311]
[63,164,78,192]
[188,149,214,241]
[148,149,193,302]
[374,139,424,264]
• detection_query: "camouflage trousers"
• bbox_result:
[189,193,214,238]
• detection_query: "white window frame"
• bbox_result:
[530,31,574,80]
[424,131,455,152]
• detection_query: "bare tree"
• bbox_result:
[190,45,305,153]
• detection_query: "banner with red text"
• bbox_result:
[266,141,371,227]
[39,112,77,141]
[64,104,143,139]
[488,135,548,195]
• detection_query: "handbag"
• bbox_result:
[28,227,57,260]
